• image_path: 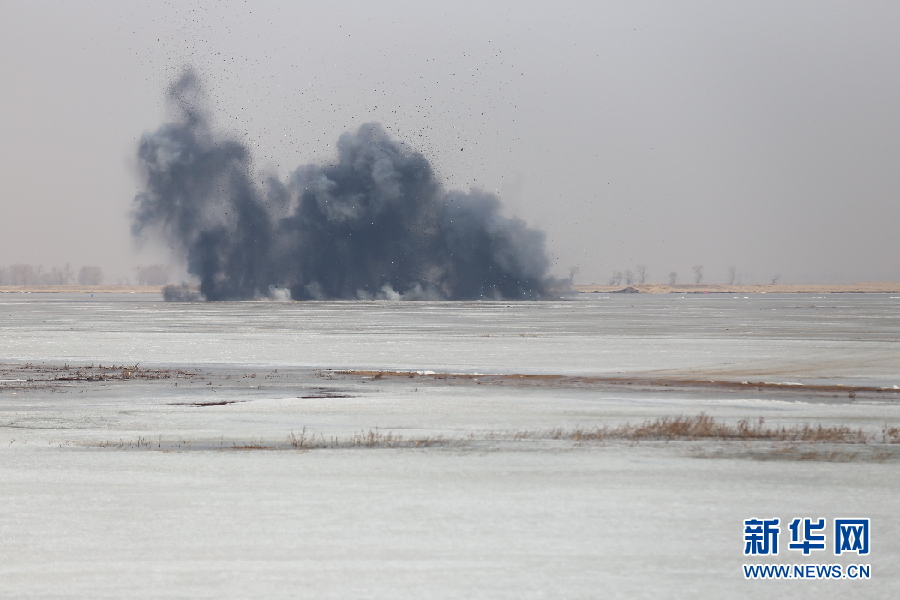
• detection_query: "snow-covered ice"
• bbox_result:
[1,293,899,598]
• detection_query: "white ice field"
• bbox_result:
[2,293,899,598]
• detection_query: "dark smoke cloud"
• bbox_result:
[133,70,557,301]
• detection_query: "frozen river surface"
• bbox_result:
[1,293,899,598]
[2,292,900,383]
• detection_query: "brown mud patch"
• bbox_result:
[334,369,900,401]
[167,400,246,407]
[0,363,204,393]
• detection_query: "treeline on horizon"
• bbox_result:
[0,264,171,286]
[604,265,782,286]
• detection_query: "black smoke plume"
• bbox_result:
[133,70,556,301]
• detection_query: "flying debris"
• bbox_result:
[133,69,557,301]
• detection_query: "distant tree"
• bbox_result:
[727,266,737,285]
[693,265,704,284]
[134,264,171,286]
[0,263,76,285]
[635,264,647,284]
[624,269,634,285]
[668,271,678,285]
[770,274,781,285]
[47,265,71,285]
[8,264,35,286]
[609,271,623,286]
[78,266,103,286]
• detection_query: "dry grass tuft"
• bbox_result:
[91,414,898,458]
[882,425,900,444]
[507,414,871,443]
[617,414,869,443]
[288,427,453,450]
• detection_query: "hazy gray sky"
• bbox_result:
[2,1,899,284]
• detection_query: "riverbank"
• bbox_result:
[0,285,162,293]
[4,282,900,295]
[574,282,900,294]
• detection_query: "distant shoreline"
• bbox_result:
[573,282,900,294]
[2,282,900,295]
[0,285,163,293]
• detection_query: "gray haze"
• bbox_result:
[133,70,551,300]
[2,1,900,284]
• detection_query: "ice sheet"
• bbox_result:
[1,293,899,384]
[1,294,899,598]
